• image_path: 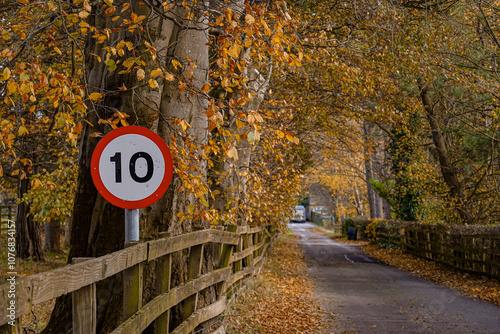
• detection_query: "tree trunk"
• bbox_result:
[44,220,61,253]
[417,77,472,223]
[63,215,71,247]
[16,171,44,261]
[363,121,377,219]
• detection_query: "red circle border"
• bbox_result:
[91,126,173,209]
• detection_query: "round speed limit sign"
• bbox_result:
[91,126,173,209]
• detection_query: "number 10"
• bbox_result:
[110,152,154,183]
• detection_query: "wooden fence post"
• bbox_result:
[217,224,237,297]
[242,233,254,268]
[123,242,143,321]
[184,243,204,320]
[156,232,172,334]
[72,257,96,334]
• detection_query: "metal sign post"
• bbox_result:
[125,209,140,242]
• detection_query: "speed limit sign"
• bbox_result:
[91,126,173,209]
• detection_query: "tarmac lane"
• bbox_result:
[289,223,500,334]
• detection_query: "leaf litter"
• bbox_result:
[358,243,500,306]
[224,234,327,333]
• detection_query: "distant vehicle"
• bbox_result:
[292,205,306,223]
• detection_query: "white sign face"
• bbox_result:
[99,134,165,201]
[91,126,173,209]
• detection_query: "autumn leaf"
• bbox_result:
[171,59,182,70]
[83,1,92,12]
[18,126,28,136]
[164,72,175,81]
[227,43,242,59]
[179,119,190,131]
[150,68,162,78]
[73,122,83,134]
[136,68,146,80]
[227,146,238,161]
[201,83,210,93]
[1,68,11,81]
[148,78,159,89]
[245,14,255,25]
[78,11,90,19]
[89,92,103,101]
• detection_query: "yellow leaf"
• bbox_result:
[89,92,103,101]
[137,68,145,80]
[54,46,62,55]
[179,120,190,132]
[148,78,158,89]
[31,178,42,190]
[294,137,300,144]
[286,134,294,142]
[276,130,285,138]
[227,43,242,59]
[236,119,244,129]
[171,59,182,70]
[122,58,135,68]
[187,204,195,214]
[151,68,162,78]
[18,126,28,136]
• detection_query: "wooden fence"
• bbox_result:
[0,224,278,333]
[344,217,500,279]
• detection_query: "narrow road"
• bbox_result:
[289,223,500,334]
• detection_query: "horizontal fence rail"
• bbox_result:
[0,224,279,333]
[344,217,500,279]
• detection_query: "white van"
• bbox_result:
[292,205,306,223]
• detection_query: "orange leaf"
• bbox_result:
[201,83,210,93]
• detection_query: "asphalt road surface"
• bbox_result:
[289,223,500,334]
